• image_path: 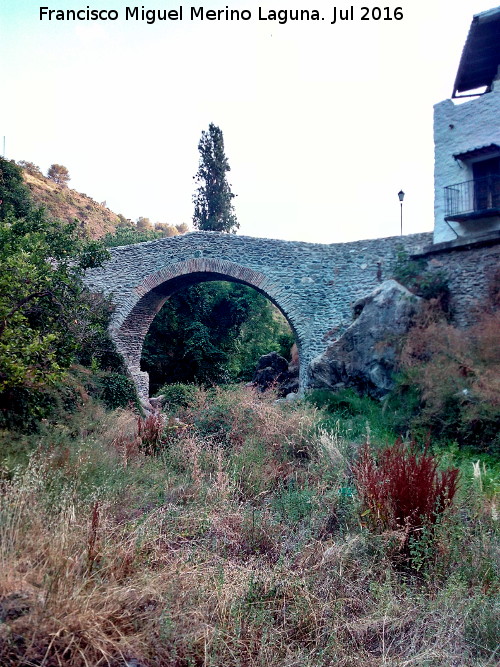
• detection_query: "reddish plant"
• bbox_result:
[137,413,165,454]
[353,439,459,534]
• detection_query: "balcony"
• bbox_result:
[444,174,500,222]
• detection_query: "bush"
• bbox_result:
[17,160,44,178]
[307,388,377,417]
[0,158,32,221]
[72,292,126,373]
[392,249,450,312]
[92,371,138,410]
[157,382,199,411]
[177,385,315,455]
[0,380,81,431]
[0,159,108,427]
[399,310,500,453]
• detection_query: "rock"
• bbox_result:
[279,376,299,396]
[309,279,423,398]
[149,394,166,410]
[0,593,31,622]
[252,352,288,390]
[139,397,154,415]
[289,343,299,373]
[251,351,299,397]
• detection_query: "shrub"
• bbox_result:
[93,371,138,410]
[392,249,450,312]
[399,310,500,453]
[353,439,459,560]
[0,380,81,431]
[157,382,199,411]
[0,160,109,429]
[178,385,315,454]
[17,160,44,178]
[72,292,126,373]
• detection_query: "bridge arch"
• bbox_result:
[111,257,304,398]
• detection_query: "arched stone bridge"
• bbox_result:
[85,229,476,399]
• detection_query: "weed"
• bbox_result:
[272,480,316,525]
[353,439,459,565]
[392,248,451,311]
[86,500,100,574]
[137,413,165,454]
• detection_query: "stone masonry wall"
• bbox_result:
[84,230,498,398]
[419,240,500,326]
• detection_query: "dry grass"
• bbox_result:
[0,387,498,666]
[23,171,120,239]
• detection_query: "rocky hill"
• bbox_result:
[23,169,122,239]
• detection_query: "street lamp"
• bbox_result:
[398,190,405,236]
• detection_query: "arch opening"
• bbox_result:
[140,278,296,395]
[109,259,305,399]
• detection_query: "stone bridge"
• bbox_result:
[83,230,499,399]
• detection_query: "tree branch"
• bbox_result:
[0,291,53,337]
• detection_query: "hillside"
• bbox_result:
[23,170,122,239]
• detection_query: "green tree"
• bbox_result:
[0,158,33,221]
[0,159,108,402]
[47,163,70,186]
[192,123,239,233]
[141,282,293,392]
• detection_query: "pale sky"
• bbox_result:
[0,0,496,243]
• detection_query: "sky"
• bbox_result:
[0,0,496,243]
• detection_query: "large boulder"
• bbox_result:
[309,280,423,398]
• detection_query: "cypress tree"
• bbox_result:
[192,123,239,233]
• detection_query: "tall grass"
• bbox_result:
[0,386,498,666]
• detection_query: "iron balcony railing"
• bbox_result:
[444,174,500,221]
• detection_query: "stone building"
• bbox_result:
[433,6,500,244]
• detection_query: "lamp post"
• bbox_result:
[398,190,405,236]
